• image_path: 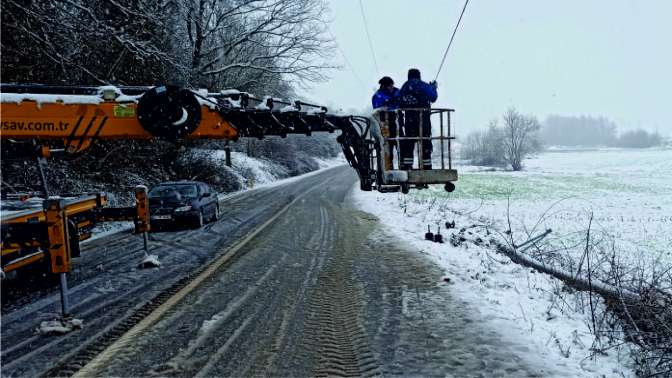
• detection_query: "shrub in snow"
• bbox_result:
[462,108,542,170]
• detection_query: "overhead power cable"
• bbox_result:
[434,0,470,81]
[328,30,368,92]
[358,0,380,75]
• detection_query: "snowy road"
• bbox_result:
[3,166,541,377]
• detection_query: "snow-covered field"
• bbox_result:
[430,148,672,266]
[354,147,672,377]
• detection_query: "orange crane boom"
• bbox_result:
[2,86,238,153]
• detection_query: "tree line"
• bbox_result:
[542,115,663,148]
[462,111,664,170]
[1,0,333,95]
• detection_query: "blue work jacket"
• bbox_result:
[398,79,438,108]
[372,87,400,109]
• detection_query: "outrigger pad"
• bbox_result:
[137,85,201,139]
[137,254,161,269]
[37,317,84,335]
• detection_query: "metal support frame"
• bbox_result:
[59,272,70,317]
[44,198,70,273]
[36,156,50,197]
[44,198,71,316]
[418,110,424,171]
[224,141,232,167]
[133,186,150,254]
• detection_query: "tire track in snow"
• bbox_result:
[70,176,336,377]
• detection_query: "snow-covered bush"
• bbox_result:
[462,108,542,170]
[461,121,507,166]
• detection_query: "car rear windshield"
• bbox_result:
[149,185,198,199]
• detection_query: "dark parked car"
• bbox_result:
[148,181,220,229]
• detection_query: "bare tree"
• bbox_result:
[502,107,541,171]
[1,0,179,84]
[2,0,335,93]
[176,0,335,92]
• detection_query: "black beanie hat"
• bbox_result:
[408,68,421,79]
[378,76,394,86]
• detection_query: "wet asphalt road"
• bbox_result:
[2,166,540,377]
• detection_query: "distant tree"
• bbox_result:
[615,129,663,148]
[542,115,617,146]
[502,108,542,171]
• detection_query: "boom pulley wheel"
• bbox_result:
[137,85,201,139]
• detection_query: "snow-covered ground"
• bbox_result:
[353,147,672,377]
[434,148,672,267]
[215,153,346,200]
[355,192,635,376]
[192,148,346,190]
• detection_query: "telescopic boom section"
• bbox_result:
[0,84,376,187]
[0,84,349,151]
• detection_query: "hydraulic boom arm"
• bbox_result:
[1,83,456,193]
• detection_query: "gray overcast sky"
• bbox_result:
[305,0,672,135]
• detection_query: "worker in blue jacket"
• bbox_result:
[372,76,399,109]
[372,76,403,167]
[398,68,438,170]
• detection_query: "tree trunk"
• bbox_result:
[491,239,640,304]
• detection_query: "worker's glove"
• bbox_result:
[429,80,438,89]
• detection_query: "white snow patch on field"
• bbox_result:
[429,148,672,267]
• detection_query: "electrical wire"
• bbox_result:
[328,30,369,92]
[358,0,380,75]
[434,0,470,81]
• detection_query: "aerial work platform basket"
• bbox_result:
[371,108,458,193]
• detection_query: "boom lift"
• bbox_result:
[0,83,458,317]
